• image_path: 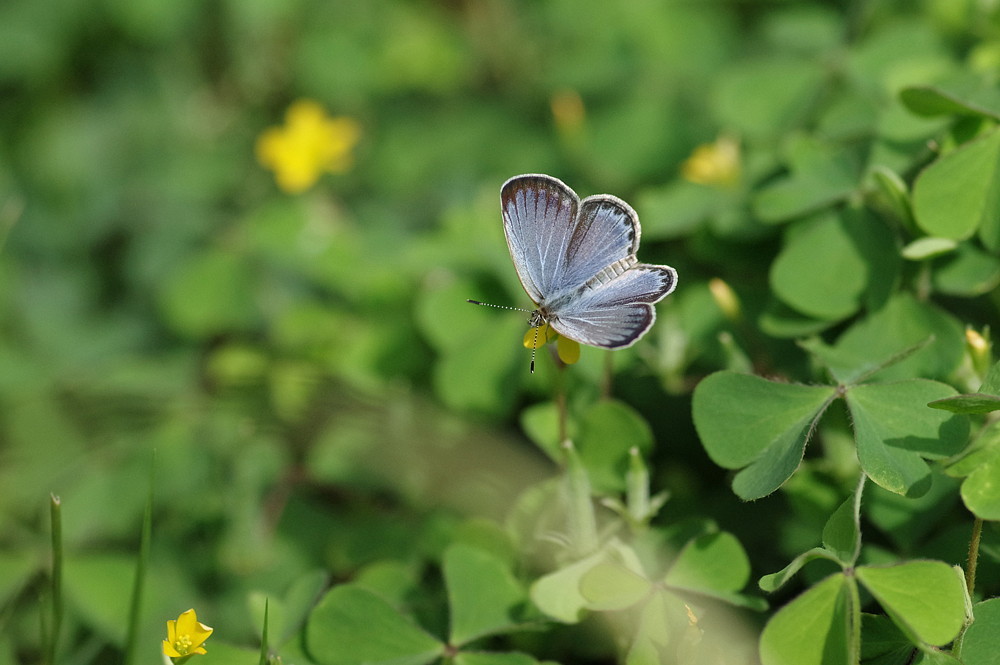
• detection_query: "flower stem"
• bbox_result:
[601,352,613,400]
[562,440,598,556]
[124,455,155,665]
[47,494,63,665]
[258,598,270,665]
[849,474,865,565]
[965,516,982,597]
[554,360,567,444]
[845,571,862,665]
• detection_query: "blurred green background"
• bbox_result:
[3,0,999,662]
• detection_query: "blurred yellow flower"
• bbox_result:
[162,609,213,659]
[551,89,586,137]
[965,326,992,378]
[524,323,581,365]
[256,100,361,193]
[681,136,740,187]
[708,277,741,322]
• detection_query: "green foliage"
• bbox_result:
[958,597,1000,664]
[307,585,444,665]
[3,1,1000,665]
[760,494,970,665]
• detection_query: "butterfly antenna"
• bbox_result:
[529,325,539,374]
[466,299,533,314]
[467,300,539,374]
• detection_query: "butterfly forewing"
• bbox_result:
[501,174,577,304]
[502,174,642,303]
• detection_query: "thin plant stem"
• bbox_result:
[850,474,865,565]
[554,359,568,444]
[123,456,154,665]
[601,352,613,400]
[844,571,862,665]
[915,261,933,301]
[966,516,983,598]
[258,598,270,665]
[563,440,598,556]
[47,494,63,665]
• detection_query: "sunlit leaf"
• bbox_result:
[913,129,1000,246]
[846,380,969,497]
[959,598,1000,665]
[759,573,853,665]
[960,452,1000,520]
[856,562,967,647]
[579,560,651,611]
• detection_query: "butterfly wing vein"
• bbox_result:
[501,174,677,349]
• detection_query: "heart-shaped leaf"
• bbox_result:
[958,598,1000,664]
[693,371,835,500]
[445,544,525,645]
[822,495,859,565]
[663,532,750,596]
[855,561,967,647]
[307,585,442,665]
[960,451,1000,520]
[759,573,853,665]
[913,129,1000,247]
[579,560,652,611]
[846,380,970,497]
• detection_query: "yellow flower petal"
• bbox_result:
[286,99,327,127]
[523,323,558,349]
[524,326,548,350]
[557,335,581,365]
[165,618,179,652]
[551,89,586,136]
[256,100,362,193]
[681,136,741,187]
[163,609,213,658]
[708,277,741,321]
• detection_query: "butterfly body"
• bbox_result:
[501,174,677,349]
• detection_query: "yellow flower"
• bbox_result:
[256,100,361,193]
[708,277,741,322]
[681,135,740,187]
[523,323,581,365]
[163,609,213,659]
[965,326,992,378]
[550,89,586,137]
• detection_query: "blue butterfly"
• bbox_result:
[499,174,677,349]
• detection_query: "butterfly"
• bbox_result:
[472,174,677,369]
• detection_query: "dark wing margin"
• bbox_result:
[501,174,579,304]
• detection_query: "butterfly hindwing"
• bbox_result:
[547,264,676,348]
[558,194,639,297]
